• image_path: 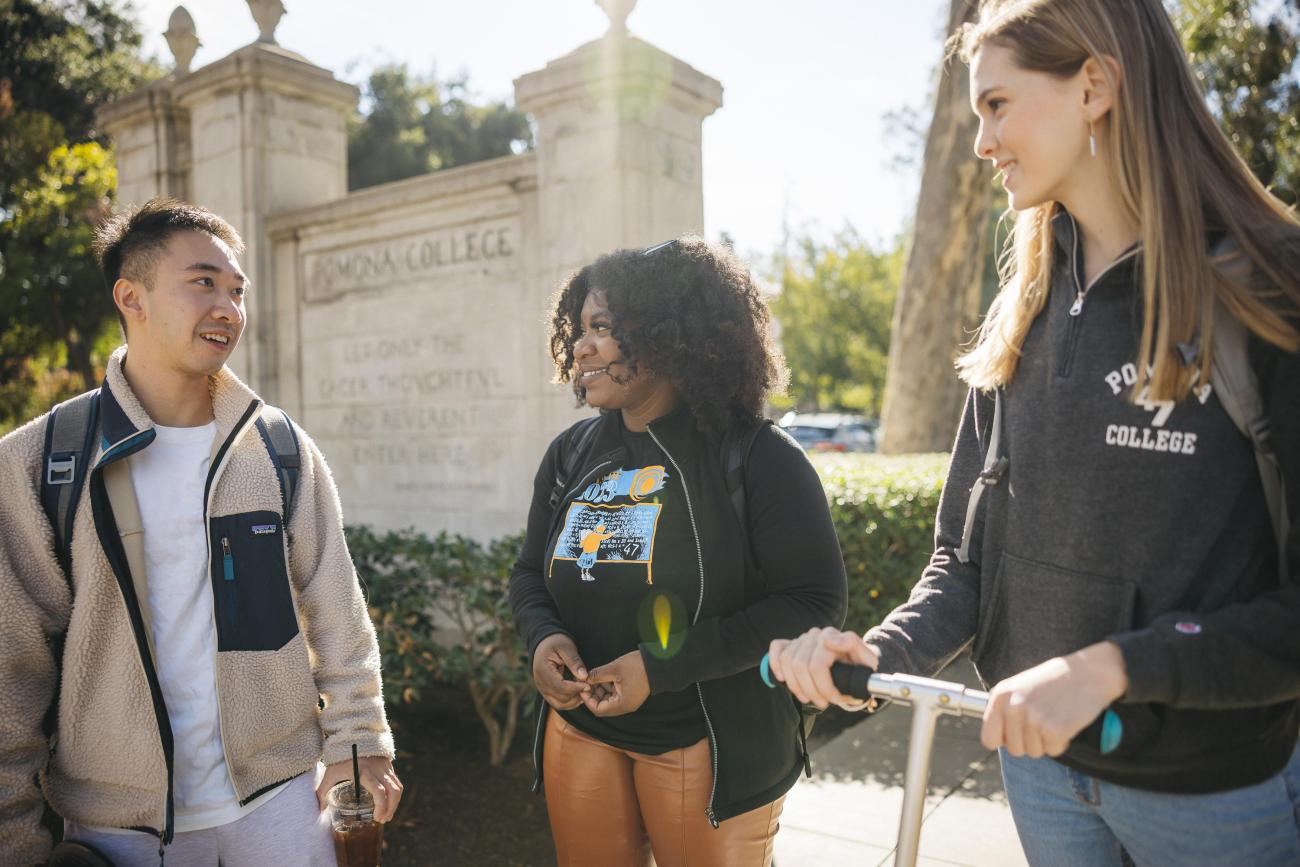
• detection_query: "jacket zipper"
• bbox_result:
[202,401,264,805]
[531,704,547,794]
[645,426,721,828]
[1059,213,1141,377]
[220,536,236,637]
[221,537,234,580]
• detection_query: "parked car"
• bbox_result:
[778,412,878,453]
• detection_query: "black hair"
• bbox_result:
[548,236,788,440]
[91,197,244,330]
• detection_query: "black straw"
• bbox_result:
[351,743,360,802]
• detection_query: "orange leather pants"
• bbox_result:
[542,710,784,867]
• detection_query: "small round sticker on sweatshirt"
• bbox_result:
[1175,621,1202,635]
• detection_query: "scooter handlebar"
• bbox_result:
[760,652,1123,754]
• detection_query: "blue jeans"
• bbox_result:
[999,745,1300,867]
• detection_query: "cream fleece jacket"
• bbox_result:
[0,348,393,864]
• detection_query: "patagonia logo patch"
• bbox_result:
[1174,621,1202,635]
[251,524,279,536]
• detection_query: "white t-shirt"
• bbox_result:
[123,421,285,832]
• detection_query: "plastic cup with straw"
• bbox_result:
[328,742,384,866]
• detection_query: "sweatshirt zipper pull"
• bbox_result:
[221,537,234,581]
[1069,292,1085,316]
[705,804,720,829]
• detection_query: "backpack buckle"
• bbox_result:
[47,453,76,486]
[978,456,1009,486]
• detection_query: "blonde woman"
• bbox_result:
[770,0,1300,863]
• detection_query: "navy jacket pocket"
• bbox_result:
[209,510,300,651]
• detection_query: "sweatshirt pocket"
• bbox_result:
[209,510,301,652]
[972,551,1137,685]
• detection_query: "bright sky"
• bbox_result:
[131,0,950,259]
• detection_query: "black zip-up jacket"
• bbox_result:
[866,211,1300,793]
[510,406,847,823]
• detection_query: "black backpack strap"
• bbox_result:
[721,417,772,571]
[39,389,100,741]
[723,418,817,769]
[254,407,302,525]
[548,416,602,510]
[41,390,101,578]
[721,417,771,533]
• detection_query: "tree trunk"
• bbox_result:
[878,0,993,454]
[66,332,95,390]
[498,687,522,765]
[469,680,506,767]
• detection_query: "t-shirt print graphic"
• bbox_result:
[549,465,669,584]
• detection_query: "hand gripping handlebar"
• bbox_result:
[759,653,1123,867]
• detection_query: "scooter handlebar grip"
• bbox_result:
[759,653,876,701]
[1076,709,1124,755]
[829,662,875,700]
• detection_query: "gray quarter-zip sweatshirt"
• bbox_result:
[865,210,1300,793]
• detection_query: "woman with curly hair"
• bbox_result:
[509,237,847,867]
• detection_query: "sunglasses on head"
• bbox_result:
[641,239,677,256]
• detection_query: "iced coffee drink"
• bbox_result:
[327,780,384,867]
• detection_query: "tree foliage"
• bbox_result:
[0,1,159,432]
[0,142,117,429]
[1177,0,1300,207]
[346,526,532,767]
[769,230,902,416]
[0,0,156,214]
[347,64,533,191]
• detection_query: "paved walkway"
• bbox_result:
[774,658,1028,867]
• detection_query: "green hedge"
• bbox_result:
[347,452,948,763]
[810,453,948,632]
[346,526,532,766]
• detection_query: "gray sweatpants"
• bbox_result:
[63,772,336,866]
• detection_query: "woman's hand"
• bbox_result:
[981,641,1129,757]
[532,633,591,710]
[583,650,651,717]
[768,627,880,710]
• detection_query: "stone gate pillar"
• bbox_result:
[99,4,357,397]
[513,1,723,429]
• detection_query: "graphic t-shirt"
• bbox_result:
[547,423,707,754]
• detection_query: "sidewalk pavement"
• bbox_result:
[773,658,1028,867]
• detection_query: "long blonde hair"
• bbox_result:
[953,0,1300,400]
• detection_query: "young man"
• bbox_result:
[0,199,400,865]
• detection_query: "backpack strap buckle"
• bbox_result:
[978,456,1009,486]
[46,452,77,486]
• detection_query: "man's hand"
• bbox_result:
[533,633,590,711]
[981,641,1129,758]
[316,756,403,823]
[769,627,879,710]
[583,650,651,717]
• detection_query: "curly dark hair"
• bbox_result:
[548,236,788,440]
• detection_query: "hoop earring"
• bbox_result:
[1089,120,1097,158]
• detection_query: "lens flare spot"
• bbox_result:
[638,590,685,659]
[654,595,672,650]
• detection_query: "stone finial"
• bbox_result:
[164,6,200,74]
[595,0,636,35]
[246,0,286,44]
